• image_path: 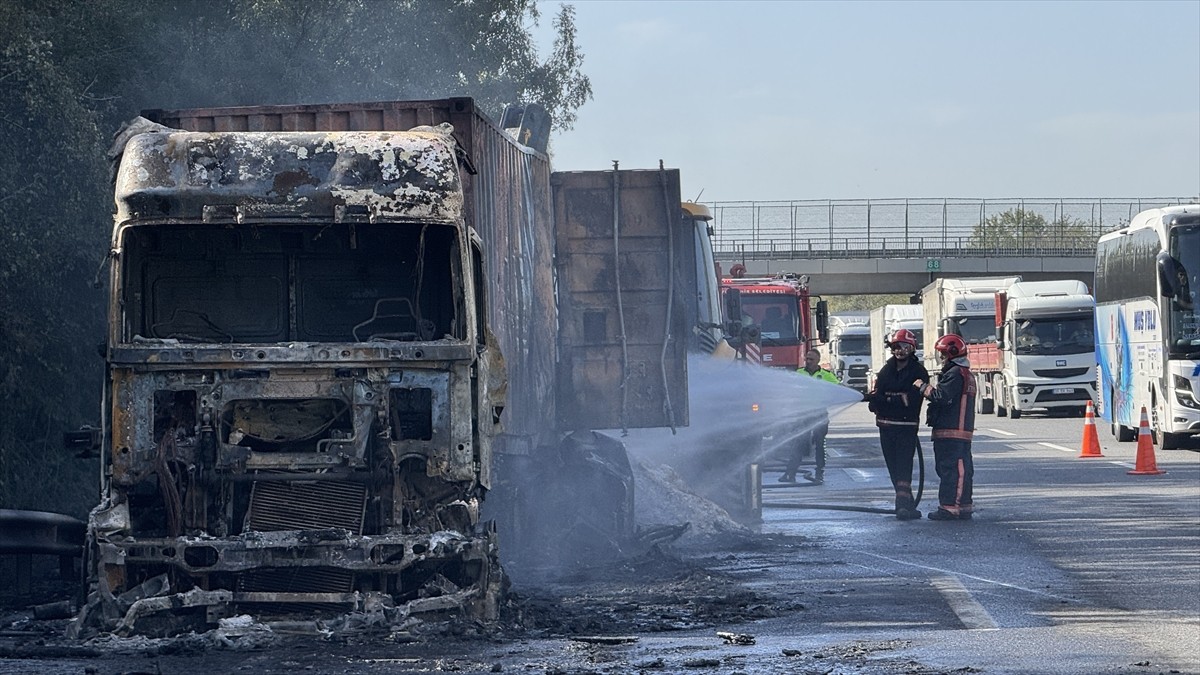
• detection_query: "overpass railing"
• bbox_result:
[709,197,1196,260]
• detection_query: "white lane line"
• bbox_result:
[985,428,1016,436]
[1039,442,1076,453]
[853,550,1077,602]
[1110,460,1135,468]
[930,575,999,630]
[843,468,876,482]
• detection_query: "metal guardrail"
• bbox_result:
[0,508,86,596]
[0,509,85,557]
[710,197,1197,260]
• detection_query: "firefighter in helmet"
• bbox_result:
[864,328,929,520]
[913,333,976,520]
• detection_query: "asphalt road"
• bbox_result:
[2,401,1196,674]
[750,401,1200,674]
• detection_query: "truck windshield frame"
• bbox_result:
[741,294,803,345]
[838,334,871,356]
[119,221,464,345]
[1013,316,1095,355]
[953,316,996,344]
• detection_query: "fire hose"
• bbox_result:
[763,437,925,515]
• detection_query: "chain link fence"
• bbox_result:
[710,197,1197,260]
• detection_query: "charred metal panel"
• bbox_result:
[142,97,553,456]
[462,119,556,455]
[114,128,464,226]
[551,169,692,431]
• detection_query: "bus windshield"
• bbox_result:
[1167,225,1200,354]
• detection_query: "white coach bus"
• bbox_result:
[1094,204,1200,449]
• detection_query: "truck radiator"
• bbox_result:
[246,480,367,533]
[240,480,368,608]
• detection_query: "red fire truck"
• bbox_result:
[720,268,828,368]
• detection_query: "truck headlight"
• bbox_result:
[1175,391,1200,410]
[1017,385,1034,395]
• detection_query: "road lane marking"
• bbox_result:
[931,574,999,630]
[843,468,876,482]
[853,551,1078,602]
[985,428,1016,436]
[1039,442,1075,453]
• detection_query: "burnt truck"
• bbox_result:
[71,98,692,636]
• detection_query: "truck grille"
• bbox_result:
[848,364,870,376]
[1034,389,1091,402]
[240,480,367,609]
[247,480,367,534]
[1033,367,1091,378]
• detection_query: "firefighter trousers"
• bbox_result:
[932,437,974,515]
[878,424,918,506]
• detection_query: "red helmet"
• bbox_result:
[890,328,918,348]
[934,334,966,358]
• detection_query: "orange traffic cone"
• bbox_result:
[1078,400,1104,457]
[1128,406,1166,476]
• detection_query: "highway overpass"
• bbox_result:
[708,197,1194,295]
[714,253,1093,296]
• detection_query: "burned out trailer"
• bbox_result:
[74,98,691,636]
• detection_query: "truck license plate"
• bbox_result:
[1052,387,1074,395]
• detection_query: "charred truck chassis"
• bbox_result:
[76,100,691,637]
[77,120,505,636]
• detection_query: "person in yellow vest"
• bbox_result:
[799,348,839,384]
[780,349,838,482]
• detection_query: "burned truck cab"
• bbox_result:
[83,122,503,634]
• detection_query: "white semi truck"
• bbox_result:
[867,304,924,389]
[825,313,871,392]
[920,277,1021,412]
[991,280,1096,418]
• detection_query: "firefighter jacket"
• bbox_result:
[919,356,976,440]
[865,356,929,427]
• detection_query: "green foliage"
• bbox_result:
[0,0,592,515]
[968,208,1097,250]
[826,294,912,313]
[110,0,591,130]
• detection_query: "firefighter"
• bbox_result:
[863,328,929,520]
[913,334,976,521]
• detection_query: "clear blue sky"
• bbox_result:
[535,0,1200,202]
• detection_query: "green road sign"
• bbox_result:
[926,259,941,271]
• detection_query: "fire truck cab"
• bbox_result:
[721,271,828,369]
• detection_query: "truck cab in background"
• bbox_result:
[826,313,871,392]
[920,277,1021,413]
[992,280,1096,418]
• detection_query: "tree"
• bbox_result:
[0,0,593,514]
[112,0,591,131]
[968,208,1098,250]
[825,294,912,313]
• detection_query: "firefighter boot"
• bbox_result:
[895,495,921,521]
